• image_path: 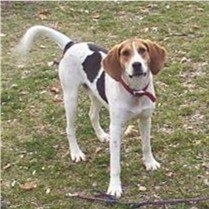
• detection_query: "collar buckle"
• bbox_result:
[133,90,144,96]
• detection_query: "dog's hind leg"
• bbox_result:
[88,94,110,142]
[59,59,86,162]
[64,88,86,162]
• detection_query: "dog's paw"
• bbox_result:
[70,150,86,162]
[107,184,122,198]
[143,158,160,171]
[98,132,110,143]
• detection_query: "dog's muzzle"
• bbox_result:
[129,62,147,78]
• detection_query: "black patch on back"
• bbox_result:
[63,41,75,54]
[82,43,107,83]
[82,52,102,82]
[88,43,108,54]
[96,71,108,103]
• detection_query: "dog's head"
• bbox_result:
[102,38,166,81]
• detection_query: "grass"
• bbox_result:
[1,2,209,209]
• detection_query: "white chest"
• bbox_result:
[125,97,155,120]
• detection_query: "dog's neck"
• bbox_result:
[121,71,151,91]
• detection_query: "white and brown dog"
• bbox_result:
[16,25,166,197]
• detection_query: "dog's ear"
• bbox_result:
[144,40,166,75]
[102,44,124,81]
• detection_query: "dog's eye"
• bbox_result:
[138,47,146,54]
[121,50,130,57]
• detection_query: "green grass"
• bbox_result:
[1,2,209,209]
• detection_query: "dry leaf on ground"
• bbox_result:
[20,181,37,191]
[124,125,138,137]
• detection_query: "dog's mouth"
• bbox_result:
[128,72,147,78]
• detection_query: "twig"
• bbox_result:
[66,193,120,205]
[66,192,209,208]
[129,196,209,208]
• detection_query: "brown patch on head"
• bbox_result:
[102,39,133,81]
[102,38,166,80]
[143,40,166,75]
[118,41,133,69]
[103,39,144,81]
[102,43,123,81]
[133,39,151,63]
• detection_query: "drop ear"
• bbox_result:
[102,44,124,81]
[144,40,166,75]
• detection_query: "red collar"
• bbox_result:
[119,78,156,102]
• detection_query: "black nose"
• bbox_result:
[132,62,143,75]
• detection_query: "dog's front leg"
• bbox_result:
[139,117,160,171]
[107,119,124,198]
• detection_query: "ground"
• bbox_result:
[1,2,209,209]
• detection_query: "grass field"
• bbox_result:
[1,2,209,209]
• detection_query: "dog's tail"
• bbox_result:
[16,25,72,56]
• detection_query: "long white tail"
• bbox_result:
[16,25,72,56]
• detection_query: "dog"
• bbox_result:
[16,25,166,198]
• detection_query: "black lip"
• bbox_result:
[128,72,147,78]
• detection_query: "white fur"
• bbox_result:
[15,25,71,55]
[16,25,160,198]
[125,42,148,78]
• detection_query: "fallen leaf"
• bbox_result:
[11,180,17,187]
[192,25,200,30]
[95,147,102,154]
[17,64,25,69]
[151,27,158,32]
[143,28,149,33]
[165,5,170,9]
[181,57,191,63]
[138,185,147,191]
[197,7,204,12]
[40,90,47,94]
[20,91,29,95]
[39,45,46,49]
[47,61,54,67]
[92,182,97,187]
[124,125,138,137]
[0,33,6,37]
[155,186,161,191]
[194,140,201,145]
[40,9,50,15]
[32,170,36,175]
[59,5,66,12]
[20,181,37,191]
[165,171,173,177]
[92,13,100,20]
[53,95,63,103]
[66,192,79,197]
[46,188,51,194]
[202,162,209,169]
[3,164,11,170]
[10,84,18,88]
[61,150,69,158]
[37,9,50,20]
[50,86,60,94]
